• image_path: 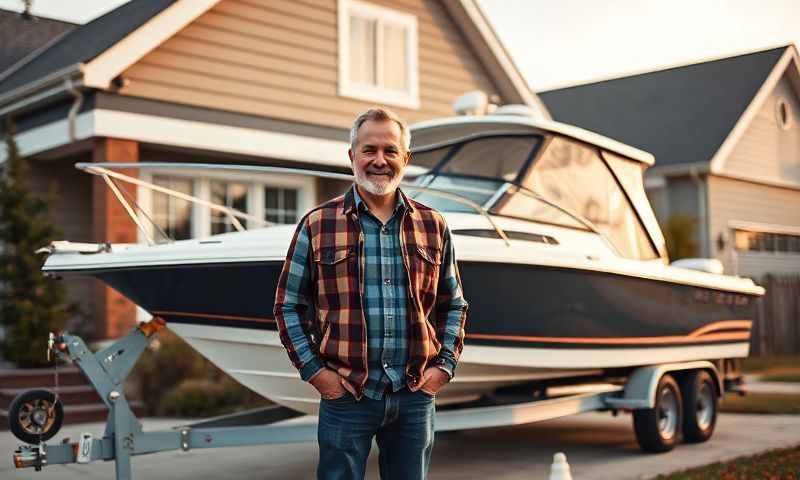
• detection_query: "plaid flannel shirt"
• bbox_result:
[274,186,468,399]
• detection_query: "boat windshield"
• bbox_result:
[407,133,541,212]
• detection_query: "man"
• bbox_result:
[274,107,468,480]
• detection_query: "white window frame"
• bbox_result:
[338,0,420,109]
[137,169,315,242]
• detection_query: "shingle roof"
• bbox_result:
[0,8,75,75]
[538,47,787,168]
[0,0,175,96]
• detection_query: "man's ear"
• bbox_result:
[348,149,355,166]
[403,150,411,167]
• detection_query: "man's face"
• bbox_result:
[349,119,410,197]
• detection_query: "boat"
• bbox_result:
[40,107,764,414]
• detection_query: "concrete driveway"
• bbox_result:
[2,411,799,479]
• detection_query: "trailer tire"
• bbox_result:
[8,389,64,444]
[633,374,682,453]
[680,370,717,443]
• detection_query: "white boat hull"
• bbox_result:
[167,323,749,415]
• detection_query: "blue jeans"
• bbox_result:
[317,388,435,480]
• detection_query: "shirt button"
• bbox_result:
[384,278,391,285]
[381,227,388,234]
[383,363,389,369]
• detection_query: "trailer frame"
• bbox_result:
[11,320,725,479]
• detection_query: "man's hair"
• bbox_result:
[349,107,411,153]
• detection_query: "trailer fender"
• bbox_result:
[605,361,721,410]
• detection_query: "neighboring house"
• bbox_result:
[0,0,543,339]
[539,45,800,281]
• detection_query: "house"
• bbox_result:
[539,45,800,281]
[0,0,544,339]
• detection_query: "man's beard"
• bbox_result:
[354,167,404,196]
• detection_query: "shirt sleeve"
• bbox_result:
[273,220,324,381]
[433,225,468,378]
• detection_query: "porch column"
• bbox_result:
[91,138,139,339]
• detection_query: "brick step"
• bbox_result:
[0,401,146,432]
[0,385,102,408]
[0,366,88,389]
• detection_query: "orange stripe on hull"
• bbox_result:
[152,310,277,324]
[466,331,751,345]
[688,320,752,337]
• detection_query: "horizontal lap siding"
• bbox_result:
[708,175,800,278]
[120,0,502,130]
[724,73,800,186]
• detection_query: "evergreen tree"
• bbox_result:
[0,120,76,367]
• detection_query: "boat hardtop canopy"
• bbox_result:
[407,114,668,262]
[410,114,655,165]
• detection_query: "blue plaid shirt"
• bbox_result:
[355,189,410,399]
[281,188,464,400]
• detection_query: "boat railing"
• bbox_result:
[75,162,512,246]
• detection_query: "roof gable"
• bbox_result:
[538,47,787,169]
[0,0,176,96]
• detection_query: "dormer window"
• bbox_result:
[338,0,419,109]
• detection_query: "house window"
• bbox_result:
[338,0,419,109]
[734,229,800,253]
[265,187,298,224]
[210,180,249,234]
[152,176,193,241]
[775,98,793,130]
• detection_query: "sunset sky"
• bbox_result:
[1,0,798,91]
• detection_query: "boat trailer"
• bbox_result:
[9,319,724,479]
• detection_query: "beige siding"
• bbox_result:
[724,71,800,186]
[708,175,800,278]
[120,0,502,129]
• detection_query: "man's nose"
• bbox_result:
[372,151,388,166]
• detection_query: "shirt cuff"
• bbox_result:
[299,357,324,382]
[432,355,456,379]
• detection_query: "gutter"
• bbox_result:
[0,63,84,118]
[689,166,709,257]
[64,77,84,142]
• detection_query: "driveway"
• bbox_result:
[3,411,799,479]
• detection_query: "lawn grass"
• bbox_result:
[760,371,800,383]
[742,355,800,374]
[719,392,800,415]
[653,444,800,479]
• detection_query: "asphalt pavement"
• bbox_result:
[2,410,799,480]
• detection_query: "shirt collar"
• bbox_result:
[353,185,406,215]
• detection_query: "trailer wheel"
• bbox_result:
[8,389,64,444]
[633,374,682,453]
[680,370,717,443]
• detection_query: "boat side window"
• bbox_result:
[409,134,541,212]
[153,175,193,241]
[601,151,660,260]
[525,136,657,260]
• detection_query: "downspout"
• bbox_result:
[64,77,83,142]
[689,166,708,258]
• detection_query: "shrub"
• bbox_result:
[0,120,78,367]
[132,330,268,417]
[664,214,698,261]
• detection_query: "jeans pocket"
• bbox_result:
[323,391,352,403]
[418,388,436,399]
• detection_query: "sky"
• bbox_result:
[1,0,799,91]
